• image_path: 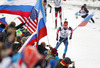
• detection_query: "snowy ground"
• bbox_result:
[44,2,100,68]
[0,0,100,68]
[63,0,100,7]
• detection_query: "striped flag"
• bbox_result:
[18,8,38,34]
[0,0,39,34]
[0,0,37,18]
[18,0,47,53]
[78,11,95,27]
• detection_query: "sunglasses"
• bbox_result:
[64,25,68,26]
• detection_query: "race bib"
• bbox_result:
[61,31,68,38]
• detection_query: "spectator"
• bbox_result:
[44,48,57,67]
[55,57,75,68]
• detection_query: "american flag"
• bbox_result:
[18,8,38,34]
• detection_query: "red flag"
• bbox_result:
[23,46,41,68]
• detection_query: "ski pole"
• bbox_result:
[51,8,54,23]
[12,17,18,21]
[62,6,65,21]
[47,34,50,45]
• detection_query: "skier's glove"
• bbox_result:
[56,37,58,41]
[69,36,72,40]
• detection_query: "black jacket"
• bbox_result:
[81,6,89,14]
[38,45,47,55]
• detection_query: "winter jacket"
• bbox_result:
[81,6,89,14]
[2,23,25,42]
[38,45,48,55]
[48,59,57,68]
[45,54,56,65]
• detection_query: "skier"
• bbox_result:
[54,0,62,28]
[79,4,95,23]
[43,0,52,16]
[55,20,73,58]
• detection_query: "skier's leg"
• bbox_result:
[55,37,62,49]
[63,40,68,58]
[59,7,62,26]
[64,41,68,54]
[91,18,95,23]
[55,8,58,28]
[45,9,47,16]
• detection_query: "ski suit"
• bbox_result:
[54,0,62,25]
[79,5,95,23]
[55,27,73,54]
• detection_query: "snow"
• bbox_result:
[63,0,100,7]
[0,0,100,68]
[45,1,100,68]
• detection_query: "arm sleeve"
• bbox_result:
[85,8,89,13]
[15,23,25,30]
[48,4,52,8]
[69,27,73,36]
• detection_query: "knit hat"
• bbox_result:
[51,48,57,54]
[63,57,72,64]
[64,21,68,25]
[63,19,68,25]
[84,4,86,6]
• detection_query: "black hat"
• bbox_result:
[63,57,72,64]
[44,0,47,2]
[84,4,86,6]
[0,24,6,28]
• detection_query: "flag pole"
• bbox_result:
[47,34,50,45]
[18,33,35,53]
[13,17,18,21]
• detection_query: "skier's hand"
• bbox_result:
[69,36,72,40]
[79,10,81,13]
[56,37,58,41]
